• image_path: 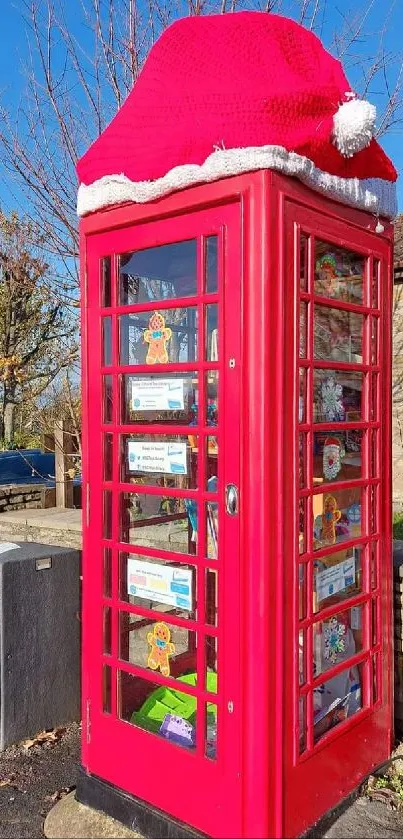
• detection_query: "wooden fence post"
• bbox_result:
[54,420,74,509]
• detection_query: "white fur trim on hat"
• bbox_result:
[332,96,376,158]
[77,144,396,218]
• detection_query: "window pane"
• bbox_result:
[120,492,197,556]
[104,490,112,539]
[206,502,218,559]
[102,317,112,367]
[118,669,198,751]
[206,372,219,427]
[314,607,363,679]
[299,433,308,488]
[104,433,113,482]
[103,375,113,424]
[300,233,308,291]
[120,308,197,366]
[300,301,308,358]
[119,240,197,305]
[299,497,307,555]
[299,368,307,423]
[103,666,112,714]
[123,373,198,425]
[104,548,112,598]
[313,487,362,550]
[206,437,219,489]
[314,306,363,364]
[313,370,363,423]
[313,546,362,613]
[205,702,218,759]
[121,433,197,488]
[119,613,197,684]
[206,236,218,294]
[119,552,196,620]
[103,607,112,655]
[313,430,363,484]
[372,259,379,308]
[314,662,363,743]
[206,304,218,361]
[315,242,364,305]
[101,256,111,307]
[205,568,218,626]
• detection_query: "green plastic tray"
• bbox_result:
[132,672,217,734]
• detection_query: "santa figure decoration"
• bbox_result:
[323,436,344,481]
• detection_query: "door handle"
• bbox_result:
[225,484,239,516]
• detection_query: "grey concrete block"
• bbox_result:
[0,542,81,749]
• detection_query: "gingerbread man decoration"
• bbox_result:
[321,495,341,544]
[147,621,175,677]
[144,311,172,364]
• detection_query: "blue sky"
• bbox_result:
[0,0,402,211]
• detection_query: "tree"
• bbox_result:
[0,0,401,305]
[0,211,76,446]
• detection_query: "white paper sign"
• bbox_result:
[128,441,187,475]
[316,557,355,603]
[127,557,193,611]
[0,542,19,555]
[131,378,185,412]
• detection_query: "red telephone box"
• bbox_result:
[76,12,396,839]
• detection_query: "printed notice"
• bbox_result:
[131,378,185,411]
[316,557,355,603]
[128,441,188,475]
[127,557,193,611]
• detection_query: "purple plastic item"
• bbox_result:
[159,714,195,748]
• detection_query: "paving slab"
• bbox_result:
[44,792,142,839]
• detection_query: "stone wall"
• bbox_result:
[0,484,44,513]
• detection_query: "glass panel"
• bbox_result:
[205,702,218,759]
[315,242,364,305]
[206,304,218,361]
[299,498,307,555]
[299,368,307,423]
[313,487,362,550]
[299,631,306,686]
[299,564,307,620]
[206,636,218,693]
[299,695,307,754]
[370,484,378,533]
[313,607,363,679]
[205,568,218,626]
[313,546,362,613]
[104,433,113,482]
[104,490,112,539]
[103,607,112,655]
[371,317,378,365]
[372,259,379,308]
[370,430,378,478]
[373,653,379,703]
[206,236,218,294]
[206,437,219,489]
[120,308,197,366]
[299,433,307,488]
[121,433,196,488]
[370,542,378,589]
[313,370,363,424]
[313,430,363,484]
[120,492,197,556]
[103,665,112,713]
[372,598,379,645]
[123,372,199,425]
[104,548,112,598]
[206,372,219,427]
[313,662,363,743]
[314,307,363,364]
[102,317,112,367]
[119,552,196,620]
[300,233,308,291]
[119,240,197,305]
[118,669,198,751]
[119,612,197,682]
[300,301,308,358]
[206,502,218,559]
[101,256,111,307]
[370,373,378,421]
[103,375,113,424]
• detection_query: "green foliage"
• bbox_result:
[394,513,403,540]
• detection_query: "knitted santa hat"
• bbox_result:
[77,12,397,218]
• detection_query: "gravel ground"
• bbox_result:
[0,723,80,839]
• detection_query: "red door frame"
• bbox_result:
[80,171,394,839]
[81,200,243,838]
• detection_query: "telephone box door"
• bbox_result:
[82,203,242,838]
[283,200,392,837]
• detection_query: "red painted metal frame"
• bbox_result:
[80,170,393,839]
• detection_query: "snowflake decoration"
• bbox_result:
[324,618,346,663]
[321,377,345,422]
[347,503,361,524]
